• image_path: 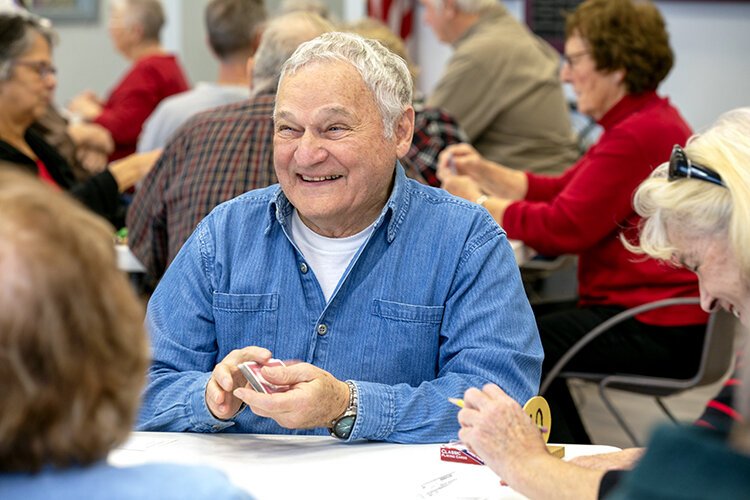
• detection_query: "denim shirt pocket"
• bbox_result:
[212,292,279,356]
[368,299,445,384]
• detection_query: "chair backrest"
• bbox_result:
[540,297,737,395]
[696,309,737,387]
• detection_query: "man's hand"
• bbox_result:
[437,143,492,181]
[206,346,273,420]
[441,174,484,203]
[233,362,350,429]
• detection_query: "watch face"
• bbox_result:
[333,415,356,439]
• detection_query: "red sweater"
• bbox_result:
[503,92,706,326]
[95,54,189,160]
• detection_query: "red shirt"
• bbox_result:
[95,54,189,160]
[503,92,705,326]
[35,158,59,188]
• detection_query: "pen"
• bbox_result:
[448,397,464,408]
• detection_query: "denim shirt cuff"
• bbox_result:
[188,372,237,433]
[349,381,395,441]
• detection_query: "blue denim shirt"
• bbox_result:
[0,462,251,500]
[138,165,542,443]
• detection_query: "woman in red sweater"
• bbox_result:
[67,0,188,161]
[439,0,706,443]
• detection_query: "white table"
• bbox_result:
[510,239,534,266]
[109,432,617,499]
[116,244,146,273]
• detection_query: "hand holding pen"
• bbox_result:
[453,384,552,485]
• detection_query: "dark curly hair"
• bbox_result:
[566,0,673,94]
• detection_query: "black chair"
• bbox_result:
[539,297,737,446]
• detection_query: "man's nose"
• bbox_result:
[294,131,327,166]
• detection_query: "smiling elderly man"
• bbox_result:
[137,32,542,443]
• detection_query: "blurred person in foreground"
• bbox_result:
[457,107,750,499]
[0,168,250,500]
[0,12,159,226]
[137,32,541,443]
[439,0,707,444]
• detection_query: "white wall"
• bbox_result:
[49,0,749,130]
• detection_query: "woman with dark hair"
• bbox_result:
[439,0,706,444]
[0,12,158,224]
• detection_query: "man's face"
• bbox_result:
[274,61,413,238]
[420,0,452,43]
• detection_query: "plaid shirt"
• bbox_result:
[127,90,276,279]
[404,100,468,187]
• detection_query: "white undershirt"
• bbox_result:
[289,210,375,302]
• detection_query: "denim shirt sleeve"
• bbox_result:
[137,220,236,432]
[350,224,542,443]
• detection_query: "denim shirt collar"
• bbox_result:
[266,162,410,244]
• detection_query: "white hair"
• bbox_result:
[629,107,750,284]
[277,31,412,138]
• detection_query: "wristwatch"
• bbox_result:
[329,380,358,439]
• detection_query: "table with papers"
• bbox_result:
[110,432,617,499]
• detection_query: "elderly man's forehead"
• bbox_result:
[284,58,364,84]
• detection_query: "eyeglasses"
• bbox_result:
[562,50,590,68]
[668,145,725,187]
[13,60,57,79]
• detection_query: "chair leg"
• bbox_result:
[655,397,678,423]
[598,384,641,447]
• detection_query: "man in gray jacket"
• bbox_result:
[422,0,579,174]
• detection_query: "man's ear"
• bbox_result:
[394,106,415,158]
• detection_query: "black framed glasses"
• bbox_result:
[562,50,589,68]
[668,145,725,188]
[13,60,57,79]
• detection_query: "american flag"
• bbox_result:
[367,0,415,41]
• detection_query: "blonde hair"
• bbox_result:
[0,168,148,471]
[628,108,750,284]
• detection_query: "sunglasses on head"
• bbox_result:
[668,145,726,187]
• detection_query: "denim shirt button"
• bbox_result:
[317,323,328,336]
[300,262,308,274]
